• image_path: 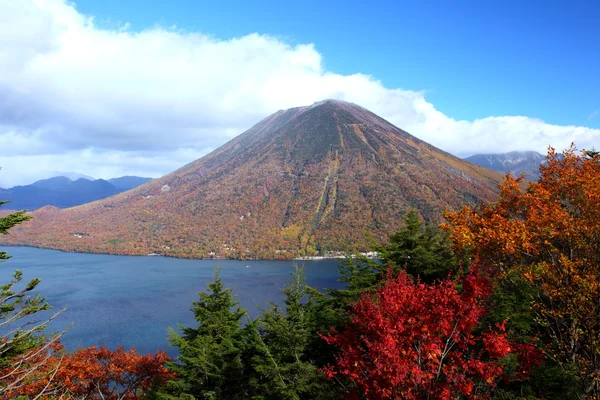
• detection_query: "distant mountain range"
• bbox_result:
[464,151,546,180]
[4,99,503,259]
[0,176,152,210]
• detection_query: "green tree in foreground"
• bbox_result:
[160,269,247,399]
[158,267,342,400]
[0,201,30,260]
[378,210,459,283]
[249,266,334,399]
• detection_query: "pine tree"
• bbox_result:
[249,266,333,399]
[321,210,460,320]
[161,269,248,399]
[379,209,459,283]
[0,201,30,261]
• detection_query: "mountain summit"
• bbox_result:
[5,100,502,259]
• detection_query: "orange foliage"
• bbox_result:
[444,146,600,396]
[2,341,174,399]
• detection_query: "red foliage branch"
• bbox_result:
[322,267,539,399]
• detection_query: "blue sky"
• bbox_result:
[0,0,598,186]
[74,0,599,128]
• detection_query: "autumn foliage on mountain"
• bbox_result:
[1,100,501,259]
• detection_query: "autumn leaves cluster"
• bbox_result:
[1,146,599,399]
[1,343,173,399]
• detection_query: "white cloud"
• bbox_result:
[0,0,598,187]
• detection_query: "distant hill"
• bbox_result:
[0,176,151,210]
[464,151,546,181]
[4,100,503,259]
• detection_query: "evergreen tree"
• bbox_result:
[320,210,460,321]
[0,201,30,261]
[379,209,459,283]
[161,269,248,399]
[249,266,333,399]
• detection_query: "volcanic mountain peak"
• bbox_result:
[197,98,425,170]
[4,100,503,259]
[307,98,362,109]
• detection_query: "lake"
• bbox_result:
[0,247,344,356]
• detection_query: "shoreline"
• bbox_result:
[0,244,378,262]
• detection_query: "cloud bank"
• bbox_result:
[0,0,598,187]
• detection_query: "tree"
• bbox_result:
[322,267,530,399]
[249,266,333,399]
[1,342,173,399]
[444,146,600,397]
[379,210,459,283]
[0,200,67,397]
[319,211,461,325]
[0,201,30,260]
[160,269,248,399]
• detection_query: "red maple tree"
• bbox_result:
[322,267,535,399]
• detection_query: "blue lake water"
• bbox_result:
[1,247,344,357]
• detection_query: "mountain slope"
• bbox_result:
[4,100,503,259]
[464,151,545,181]
[0,176,152,210]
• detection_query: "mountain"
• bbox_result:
[31,176,74,191]
[108,176,152,190]
[45,171,96,182]
[3,100,503,259]
[464,151,546,181]
[0,176,151,210]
